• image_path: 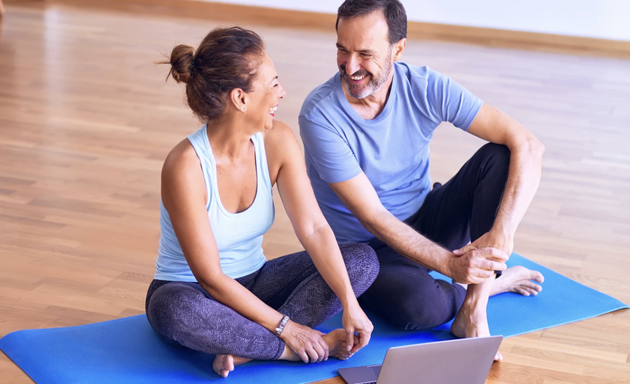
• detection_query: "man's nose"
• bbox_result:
[345,54,361,76]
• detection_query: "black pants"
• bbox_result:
[358,143,511,331]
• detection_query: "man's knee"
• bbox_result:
[479,142,510,170]
[339,243,380,295]
[386,288,457,331]
[362,271,464,331]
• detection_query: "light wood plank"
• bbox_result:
[0,2,629,383]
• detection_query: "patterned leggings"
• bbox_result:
[145,243,379,360]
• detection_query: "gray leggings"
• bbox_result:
[145,243,379,360]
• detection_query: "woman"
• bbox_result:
[145,27,380,378]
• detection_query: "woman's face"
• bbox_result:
[245,53,286,130]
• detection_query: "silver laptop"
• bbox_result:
[338,336,503,384]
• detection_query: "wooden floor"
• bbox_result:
[1,2,629,383]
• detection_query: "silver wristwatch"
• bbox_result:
[275,315,290,337]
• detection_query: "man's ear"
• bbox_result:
[229,88,248,113]
[392,38,407,61]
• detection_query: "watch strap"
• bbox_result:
[275,315,290,337]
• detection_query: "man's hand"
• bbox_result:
[454,230,514,258]
[448,246,508,284]
[342,301,374,355]
[279,320,329,363]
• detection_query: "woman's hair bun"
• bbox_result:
[161,27,265,122]
[168,44,195,84]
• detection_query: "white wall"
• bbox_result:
[202,0,630,41]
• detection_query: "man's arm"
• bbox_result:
[329,173,507,284]
[455,103,545,256]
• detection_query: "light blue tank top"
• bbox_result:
[154,125,275,281]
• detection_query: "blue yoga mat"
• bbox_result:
[1,254,628,384]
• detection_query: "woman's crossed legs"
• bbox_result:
[145,243,378,375]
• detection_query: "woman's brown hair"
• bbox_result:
[165,27,265,122]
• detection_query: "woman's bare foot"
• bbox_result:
[451,281,502,362]
[212,329,356,376]
[322,329,353,360]
[212,354,252,378]
[279,328,353,362]
[490,266,544,297]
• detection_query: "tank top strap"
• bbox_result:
[186,125,214,208]
[251,132,273,193]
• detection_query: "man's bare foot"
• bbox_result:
[212,354,252,378]
[451,302,503,362]
[452,280,503,362]
[490,266,544,297]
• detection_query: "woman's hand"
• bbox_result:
[279,320,329,363]
[342,301,374,355]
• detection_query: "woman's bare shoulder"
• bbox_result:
[263,120,299,152]
[163,139,199,176]
[161,138,206,202]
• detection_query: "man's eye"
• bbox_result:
[361,53,372,59]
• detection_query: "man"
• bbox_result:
[299,0,545,361]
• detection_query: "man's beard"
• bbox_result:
[340,57,393,99]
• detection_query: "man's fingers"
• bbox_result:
[454,243,474,256]
[489,260,507,271]
[473,257,506,274]
[486,247,510,262]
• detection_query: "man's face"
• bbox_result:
[336,10,394,99]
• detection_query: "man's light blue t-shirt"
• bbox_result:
[299,63,483,244]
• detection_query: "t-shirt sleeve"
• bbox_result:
[426,68,483,130]
[299,114,362,184]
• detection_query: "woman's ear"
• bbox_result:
[229,88,248,113]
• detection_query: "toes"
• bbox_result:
[213,355,235,378]
[526,286,541,296]
[515,287,530,296]
[226,356,235,372]
[523,280,543,291]
[531,271,544,283]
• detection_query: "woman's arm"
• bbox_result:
[161,139,328,363]
[265,122,374,354]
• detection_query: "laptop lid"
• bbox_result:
[376,336,503,384]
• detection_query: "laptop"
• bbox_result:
[338,336,503,384]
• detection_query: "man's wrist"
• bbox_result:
[441,252,456,279]
[490,221,515,240]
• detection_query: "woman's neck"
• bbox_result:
[206,114,255,160]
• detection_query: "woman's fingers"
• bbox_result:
[319,336,329,361]
[297,349,310,364]
[307,346,320,363]
[345,329,354,352]
[349,331,370,355]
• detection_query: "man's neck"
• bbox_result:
[342,70,395,121]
